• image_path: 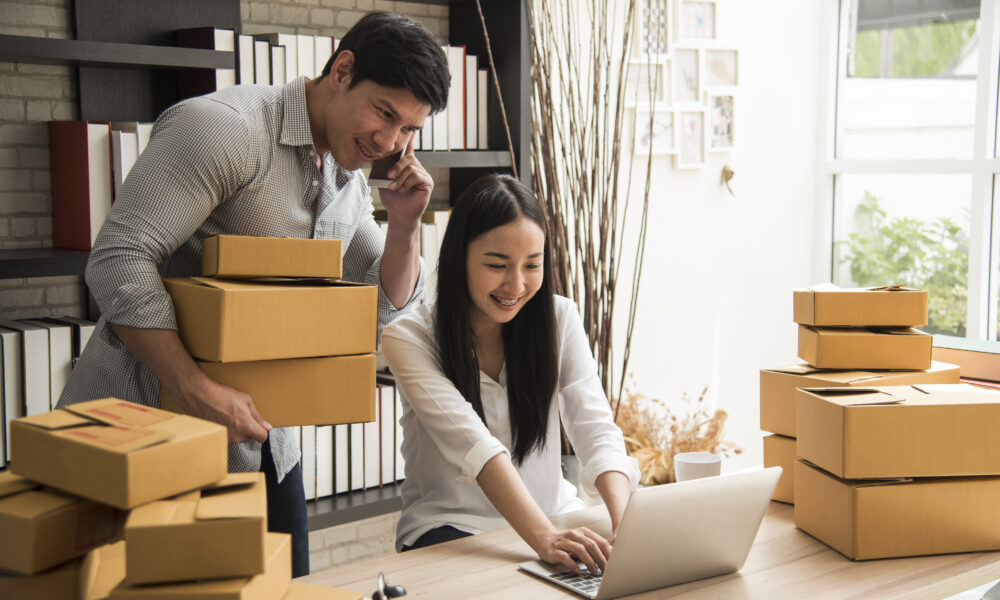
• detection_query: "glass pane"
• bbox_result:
[832,174,971,336]
[838,1,980,159]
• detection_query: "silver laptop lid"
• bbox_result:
[596,467,781,599]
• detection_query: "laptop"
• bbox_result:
[519,467,781,599]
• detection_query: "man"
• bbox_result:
[57,12,450,576]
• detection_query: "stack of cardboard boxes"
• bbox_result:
[0,399,362,599]
[161,235,378,428]
[761,284,959,504]
[761,284,1000,560]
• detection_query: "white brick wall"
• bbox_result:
[309,511,401,572]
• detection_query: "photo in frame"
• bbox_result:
[625,61,668,106]
[634,108,675,155]
[704,49,738,87]
[678,0,715,41]
[674,48,699,104]
[676,110,705,168]
[708,94,734,150]
[635,0,670,57]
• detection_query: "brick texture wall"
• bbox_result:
[0,0,448,568]
[0,0,448,320]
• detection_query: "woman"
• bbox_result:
[381,174,639,575]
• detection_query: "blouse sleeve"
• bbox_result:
[555,298,641,495]
[381,315,508,483]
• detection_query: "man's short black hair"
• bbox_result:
[321,11,450,114]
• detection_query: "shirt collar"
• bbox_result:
[279,76,315,148]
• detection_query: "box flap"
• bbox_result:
[196,473,265,521]
[868,327,927,336]
[800,387,903,406]
[18,409,96,431]
[866,284,919,292]
[0,471,38,499]
[804,282,841,292]
[189,276,365,291]
[55,426,173,453]
[65,399,175,429]
[766,364,828,375]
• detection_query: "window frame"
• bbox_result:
[818,0,1000,355]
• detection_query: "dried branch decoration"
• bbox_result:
[617,385,741,485]
[528,0,654,408]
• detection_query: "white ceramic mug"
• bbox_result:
[673,452,722,482]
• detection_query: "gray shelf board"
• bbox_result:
[414,150,513,169]
[0,34,233,69]
[307,483,403,531]
[0,248,89,279]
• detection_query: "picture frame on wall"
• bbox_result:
[625,61,669,106]
[705,49,738,88]
[676,110,706,168]
[633,108,676,155]
[677,0,716,41]
[673,47,700,104]
[708,94,734,150]
[635,0,670,58]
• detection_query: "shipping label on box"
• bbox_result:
[125,473,267,585]
[0,540,126,600]
[0,471,125,575]
[164,277,377,362]
[109,532,290,600]
[796,383,1000,479]
[793,284,928,327]
[201,235,343,279]
[162,354,376,427]
[797,325,932,370]
[759,361,960,437]
[794,460,1000,560]
[763,434,795,504]
[10,398,227,509]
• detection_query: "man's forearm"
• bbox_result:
[379,216,422,309]
[110,325,209,398]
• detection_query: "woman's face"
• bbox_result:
[466,216,546,331]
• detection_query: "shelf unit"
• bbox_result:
[0,0,531,527]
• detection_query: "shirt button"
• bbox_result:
[312,180,319,187]
[309,150,316,157]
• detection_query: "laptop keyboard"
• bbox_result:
[550,569,603,596]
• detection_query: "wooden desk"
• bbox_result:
[302,502,1000,599]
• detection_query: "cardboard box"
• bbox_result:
[201,235,343,279]
[164,277,377,362]
[162,354,376,427]
[794,460,1000,560]
[759,361,960,437]
[763,434,795,504]
[125,473,267,585]
[10,398,227,509]
[0,540,126,600]
[793,284,928,327]
[109,532,291,600]
[797,325,932,370]
[796,383,1000,479]
[283,582,363,600]
[0,471,124,575]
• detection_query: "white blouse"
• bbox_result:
[381,295,640,550]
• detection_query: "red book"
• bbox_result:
[48,121,113,250]
[175,26,236,99]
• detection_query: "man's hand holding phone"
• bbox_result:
[374,135,432,224]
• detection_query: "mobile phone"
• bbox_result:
[368,150,403,188]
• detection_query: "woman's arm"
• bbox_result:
[477,452,611,575]
[594,471,631,542]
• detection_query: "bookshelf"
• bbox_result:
[0,0,531,525]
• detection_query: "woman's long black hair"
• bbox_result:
[435,174,558,466]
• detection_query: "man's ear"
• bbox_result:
[328,50,355,91]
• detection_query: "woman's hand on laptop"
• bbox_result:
[535,526,612,576]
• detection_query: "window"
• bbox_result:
[824,0,1000,350]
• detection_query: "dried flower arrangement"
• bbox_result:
[616,385,741,485]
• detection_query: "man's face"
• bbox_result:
[324,77,431,171]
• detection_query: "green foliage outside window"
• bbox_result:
[839,192,968,336]
[853,19,977,77]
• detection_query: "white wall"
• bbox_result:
[616,0,829,470]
